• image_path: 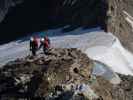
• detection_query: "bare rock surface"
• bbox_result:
[0,48,133,100]
[0,48,94,99]
[106,0,133,52]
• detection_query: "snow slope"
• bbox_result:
[0,27,133,76]
[85,33,133,75]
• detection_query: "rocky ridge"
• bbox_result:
[0,48,133,100]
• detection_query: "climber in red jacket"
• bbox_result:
[39,35,51,54]
[30,36,39,56]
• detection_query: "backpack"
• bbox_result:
[33,37,38,48]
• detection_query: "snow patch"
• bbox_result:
[92,61,121,84]
[85,34,133,75]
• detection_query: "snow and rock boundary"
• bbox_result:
[1,28,133,76]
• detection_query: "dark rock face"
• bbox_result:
[105,0,133,52]
[0,0,107,44]
[0,0,107,26]
[93,74,133,100]
[0,0,22,23]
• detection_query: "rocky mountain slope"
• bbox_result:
[0,48,133,100]
[105,0,133,52]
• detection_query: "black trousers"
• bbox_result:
[43,48,49,54]
[31,48,37,56]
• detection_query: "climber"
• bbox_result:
[30,36,39,56]
[39,35,51,54]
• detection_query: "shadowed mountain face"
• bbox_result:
[0,0,23,22]
[0,0,107,44]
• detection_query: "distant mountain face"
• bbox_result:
[0,0,107,44]
[0,0,23,23]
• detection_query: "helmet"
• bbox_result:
[41,38,44,41]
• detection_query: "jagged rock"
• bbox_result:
[0,48,133,100]
[0,0,23,23]
[0,48,94,99]
[105,0,133,52]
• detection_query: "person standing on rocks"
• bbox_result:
[30,36,39,56]
[39,35,51,55]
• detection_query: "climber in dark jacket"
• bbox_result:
[39,35,50,54]
[30,36,39,56]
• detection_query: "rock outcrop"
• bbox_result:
[0,0,22,22]
[104,0,133,52]
[0,48,133,100]
[0,48,94,99]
